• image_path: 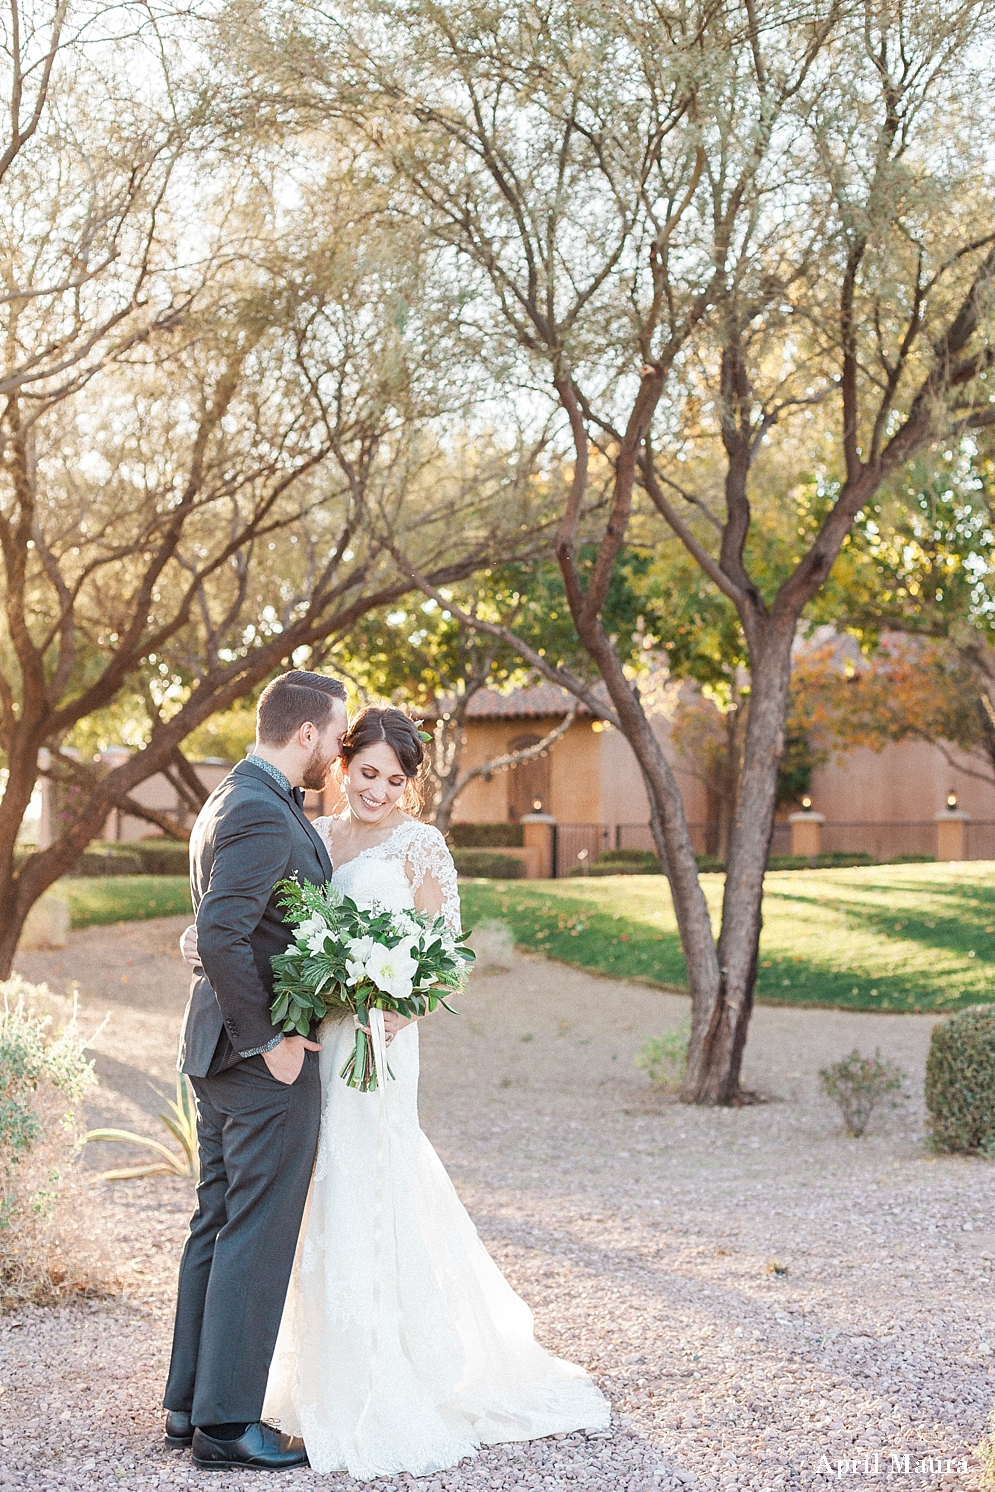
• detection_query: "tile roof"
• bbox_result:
[423,681,607,720]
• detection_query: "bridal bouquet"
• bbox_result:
[269,877,474,1091]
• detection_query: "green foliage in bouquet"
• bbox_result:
[269,877,475,1091]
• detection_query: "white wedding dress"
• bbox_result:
[262,816,609,1478]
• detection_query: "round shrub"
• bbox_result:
[925,1004,995,1154]
[450,849,526,879]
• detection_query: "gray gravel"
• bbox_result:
[5,918,994,1490]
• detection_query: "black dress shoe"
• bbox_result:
[191,1422,309,1471]
[164,1410,193,1448]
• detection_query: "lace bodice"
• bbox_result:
[312,816,461,935]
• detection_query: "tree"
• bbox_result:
[790,633,986,780]
[334,551,648,829]
[0,91,554,974]
[834,442,995,781]
[272,0,995,1101]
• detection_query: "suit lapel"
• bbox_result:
[233,760,333,880]
[287,793,334,879]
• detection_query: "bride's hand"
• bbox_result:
[180,923,201,968]
[381,1010,415,1046]
[355,1010,416,1047]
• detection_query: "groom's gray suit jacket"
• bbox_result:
[178,758,334,1077]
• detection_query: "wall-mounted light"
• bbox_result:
[947,792,958,810]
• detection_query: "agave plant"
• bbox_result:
[83,1073,199,1181]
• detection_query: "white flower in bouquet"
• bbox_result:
[364,938,419,1001]
[269,876,475,1092]
[344,935,377,986]
[298,914,332,954]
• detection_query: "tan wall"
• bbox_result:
[810,739,994,822]
[599,718,710,829]
[450,718,604,824]
[97,761,232,842]
[547,719,603,824]
[449,713,711,833]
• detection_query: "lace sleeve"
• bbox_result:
[312,815,334,859]
[405,823,461,935]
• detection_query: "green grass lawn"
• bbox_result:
[65,875,192,928]
[460,862,995,1015]
[57,864,995,1015]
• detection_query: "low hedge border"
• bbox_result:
[451,849,526,879]
[448,823,525,849]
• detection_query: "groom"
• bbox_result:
[163,669,348,1472]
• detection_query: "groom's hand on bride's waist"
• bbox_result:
[263,1033,321,1085]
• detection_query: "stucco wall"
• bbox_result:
[447,717,604,824]
[810,738,994,821]
[447,712,711,832]
[599,719,710,830]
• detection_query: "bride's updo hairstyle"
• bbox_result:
[339,705,426,811]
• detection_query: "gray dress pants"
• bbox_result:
[163,1050,321,1426]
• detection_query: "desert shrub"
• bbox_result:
[448,823,525,848]
[451,849,526,879]
[977,1410,995,1486]
[635,1021,690,1090]
[0,977,112,1306]
[925,1004,995,1155]
[819,1048,907,1137]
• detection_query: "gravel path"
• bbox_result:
[5,917,994,1492]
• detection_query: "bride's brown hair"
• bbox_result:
[339,706,426,811]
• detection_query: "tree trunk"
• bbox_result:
[0,727,214,977]
[715,700,743,864]
[568,624,724,1046]
[432,722,466,835]
[683,617,795,1103]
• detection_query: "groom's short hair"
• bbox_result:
[256,670,347,747]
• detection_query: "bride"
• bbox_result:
[183,705,609,1479]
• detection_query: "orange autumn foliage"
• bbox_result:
[789,637,979,758]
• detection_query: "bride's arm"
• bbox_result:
[413,869,447,922]
[409,826,462,935]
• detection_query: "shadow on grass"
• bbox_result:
[461,877,995,1016]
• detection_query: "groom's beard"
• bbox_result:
[301,743,336,793]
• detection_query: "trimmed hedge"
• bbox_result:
[925,1004,995,1154]
[598,848,659,866]
[62,839,190,878]
[69,846,144,878]
[569,847,661,877]
[766,852,877,871]
[451,849,526,879]
[128,840,190,876]
[449,823,525,848]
